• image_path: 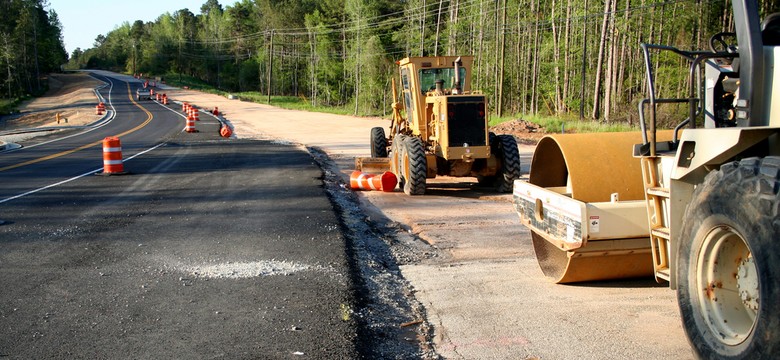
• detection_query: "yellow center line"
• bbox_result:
[0,82,154,173]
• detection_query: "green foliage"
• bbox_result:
[63,0,780,122]
[1,0,68,100]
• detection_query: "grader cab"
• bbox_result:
[357,56,521,195]
[512,1,779,358]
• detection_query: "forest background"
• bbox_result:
[4,0,780,128]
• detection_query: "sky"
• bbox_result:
[49,0,222,56]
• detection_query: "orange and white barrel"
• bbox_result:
[162,95,168,105]
[182,102,188,112]
[96,104,103,115]
[192,108,199,121]
[102,137,125,174]
[184,115,197,133]
[349,171,397,192]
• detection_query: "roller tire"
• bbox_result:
[479,134,522,192]
[370,127,388,158]
[677,157,780,359]
[401,136,427,195]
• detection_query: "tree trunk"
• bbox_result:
[434,0,444,55]
[496,0,506,117]
[591,0,612,120]
[562,0,572,113]
[551,0,562,114]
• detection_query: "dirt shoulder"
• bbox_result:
[0,73,104,131]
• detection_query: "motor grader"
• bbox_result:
[512,1,778,358]
[356,56,521,195]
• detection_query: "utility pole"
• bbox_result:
[267,30,274,104]
[132,39,137,76]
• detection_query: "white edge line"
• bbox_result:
[0,142,166,205]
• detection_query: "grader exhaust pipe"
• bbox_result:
[514,132,672,283]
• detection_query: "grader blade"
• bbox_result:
[514,131,673,283]
[355,157,392,174]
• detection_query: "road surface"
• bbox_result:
[0,73,421,358]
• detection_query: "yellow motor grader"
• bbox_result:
[357,56,521,195]
[512,1,779,358]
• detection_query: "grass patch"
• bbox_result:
[491,113,638,133]
[0,97,28,116]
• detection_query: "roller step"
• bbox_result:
[647,186,670,198]
[655,268,671,282]
[651,226,670,239]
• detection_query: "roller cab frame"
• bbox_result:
[357,56,521,195]
[514,1,780,358]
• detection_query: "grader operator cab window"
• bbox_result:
[418,67,466,94]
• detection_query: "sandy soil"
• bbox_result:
[0,73,104,131]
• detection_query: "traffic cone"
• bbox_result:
[100,137,127,175]
[349,171,397,192]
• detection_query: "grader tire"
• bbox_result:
[479,134,521,192]
[677,157,780,359]
[370,127,388,158]
[401,136,427,195]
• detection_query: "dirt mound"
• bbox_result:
[1,73,103,131]
[489,119,545,145]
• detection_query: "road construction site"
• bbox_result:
[0,72,693,359]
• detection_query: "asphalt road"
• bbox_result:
[0,74,405,358]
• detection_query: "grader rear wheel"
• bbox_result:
[677,157,780,359]
[401,136,427,195]
[370,127,388,158]
[479,133,521,192]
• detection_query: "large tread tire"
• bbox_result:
[677,156,780,359]
[401,136,427,195]
[479,134,522,192]
[370,127,388,158]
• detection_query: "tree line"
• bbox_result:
[69,0,779,123]
[1,0,68,99]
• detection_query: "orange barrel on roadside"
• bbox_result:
[96,104,103,115]
[102,137,125,174]
[162,95,168,105]
[220,124,232,138]
[182,102,188,112]
[184,115,197,133]
[213,107,219,116]
[349,171,397,192]
[192,108,199,121]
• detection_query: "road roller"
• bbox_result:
[513,1,779,358]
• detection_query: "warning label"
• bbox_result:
[589,216,600,233]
